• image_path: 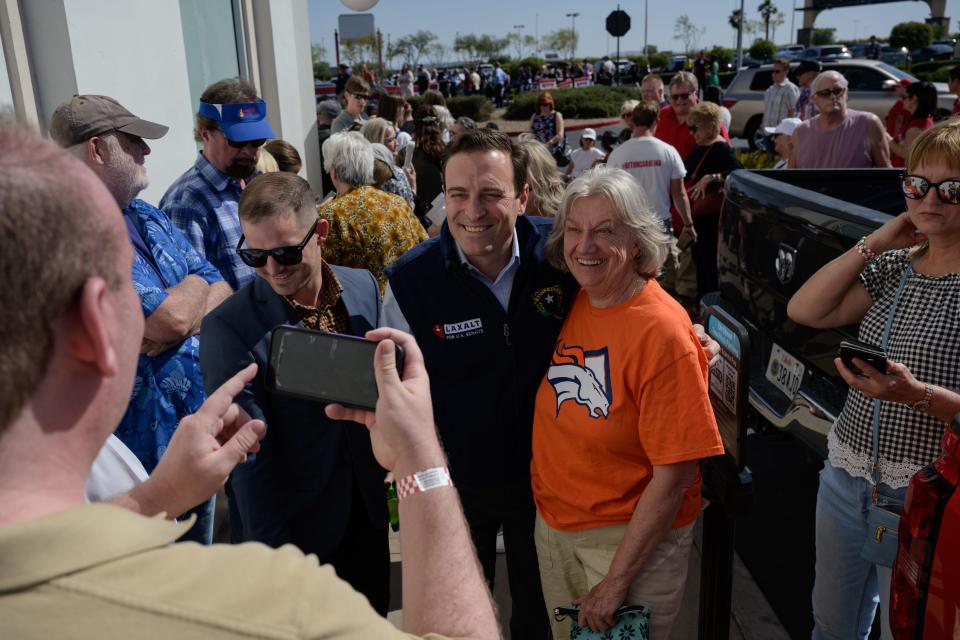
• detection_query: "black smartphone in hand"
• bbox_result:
[839,340,887,377]
[267,327,404,410]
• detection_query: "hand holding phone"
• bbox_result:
[268,327,404,410]
[404,142,416,169]
[839,340,888,377]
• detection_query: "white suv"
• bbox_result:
[724,59,956,150]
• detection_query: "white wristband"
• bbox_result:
[396,466,453,500]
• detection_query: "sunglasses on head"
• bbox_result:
[670,92,692,102]
[902,175,960,205]
[236,221,318,268]
[814,86,846,99]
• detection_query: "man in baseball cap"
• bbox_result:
[794,60,822,121]
[49,94,232,544]
[764,116,802,168]
[160,77,275,291]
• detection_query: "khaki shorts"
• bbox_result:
[534,512,696,640]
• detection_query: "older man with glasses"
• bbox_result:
[161,77,275,291]
[789,70,890,169]
[332,76,371,134]
[200,171,390,615]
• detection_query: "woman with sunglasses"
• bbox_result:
[528,92,565,160]
[888,80,937,168]
[787,120,960,640]
[683,102,741,303]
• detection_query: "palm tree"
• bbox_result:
[758,0,779,42]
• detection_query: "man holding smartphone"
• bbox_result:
[199,172,391,614]
[0,125,497,639]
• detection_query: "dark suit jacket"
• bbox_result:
[200,267,386,559]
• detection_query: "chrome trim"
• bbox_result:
[749,387,837,438]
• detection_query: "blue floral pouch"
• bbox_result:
[554,604,650,640]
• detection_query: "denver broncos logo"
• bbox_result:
[546,341,612,419]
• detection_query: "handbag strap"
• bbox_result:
[688,143,715,183]
[870,263,913,490]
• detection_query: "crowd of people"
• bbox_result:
[3,48,960,640]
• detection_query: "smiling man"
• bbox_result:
[161,77,275,290]
[382,128,577,638]
[199,172,389,614]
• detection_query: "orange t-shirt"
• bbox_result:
[530,281,724,532]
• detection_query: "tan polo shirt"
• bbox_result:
[0,504,454,639]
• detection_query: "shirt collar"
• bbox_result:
[453,227,521,279]
[0,504,189,593]
[284,260,344,311]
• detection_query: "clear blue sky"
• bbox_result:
[309,0,959,61]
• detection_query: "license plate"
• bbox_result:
[765,343,805,399]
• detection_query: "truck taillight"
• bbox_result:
[890,421,959,639]
[723,99,738,108]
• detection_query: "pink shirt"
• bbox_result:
[794,109,875,168]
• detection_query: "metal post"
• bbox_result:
[790,1,797,44]
[735,0,744,70]
[566,12,580,60]
[644,0,649,56]
[335,29,340,67]
[377,29,383,78]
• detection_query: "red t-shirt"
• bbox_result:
[886,100,910,138]
[891,115,934,168]
[530,283,724,532]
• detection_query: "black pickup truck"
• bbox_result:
[715,168,904,457]
[711,168,904,638]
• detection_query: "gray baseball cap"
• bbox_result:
[316,100,342,119]
[49,95,168,147]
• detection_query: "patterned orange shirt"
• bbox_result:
[320,185,428,293]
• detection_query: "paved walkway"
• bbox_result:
[385,519,790,639]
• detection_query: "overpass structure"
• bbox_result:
[796,0,950,46]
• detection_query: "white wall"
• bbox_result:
[0,26,13,109]
[21,0,198,205]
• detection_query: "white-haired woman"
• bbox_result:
[530,166,724,639]
[319,132,427,291]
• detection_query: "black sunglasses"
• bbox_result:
[219,130,266,149]
[236,221,318,267]
[688,125,698,134]
[814,86,846,99]
[902,175,960,205]
[350,92,371,101]
[670,92,692,102]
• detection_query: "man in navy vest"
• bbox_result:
[383,129,575,638]
[199,172,389,614]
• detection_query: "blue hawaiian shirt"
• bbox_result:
[114,199,224,472]
[160,152,257,290]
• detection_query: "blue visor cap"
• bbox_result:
[198,100,275,142]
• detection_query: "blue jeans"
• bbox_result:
[811,460,906,640]
[177,494,216,545]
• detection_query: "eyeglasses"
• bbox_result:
[349,92,371,101]
[688,125,699,134]
[219,130,266,149]
[902,175,960,205]
[621,112,632,119]
[772,68,786,75]
[236,221,318,267]
[670,92,692,102]
[814,86,846,99]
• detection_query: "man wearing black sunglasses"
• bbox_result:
[200,171,390,615]
[161,77,276,292]
[789,70,890,169]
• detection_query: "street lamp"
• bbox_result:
[566,12,579,59]
[513,24,526,58]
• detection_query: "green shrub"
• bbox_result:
[890,21,933,51]
[508,56,546,79]
[504,85,637,120]
[649,52,670,69]
[749,39,776,62]
[447,95,493,121]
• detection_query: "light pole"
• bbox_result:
[513,24,525,58]
[566,12,580,60]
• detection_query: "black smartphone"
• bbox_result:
[839,339,887,376]
[267,326,404,410]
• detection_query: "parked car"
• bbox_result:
[724,59,957,149]
[797,45,852,62]
[666,55,688,72]
[775,45,805,60]
[881,45,910,66]
[910,44,955,64]
[891,415,960,639]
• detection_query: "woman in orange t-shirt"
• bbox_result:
[530,167,724,639]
